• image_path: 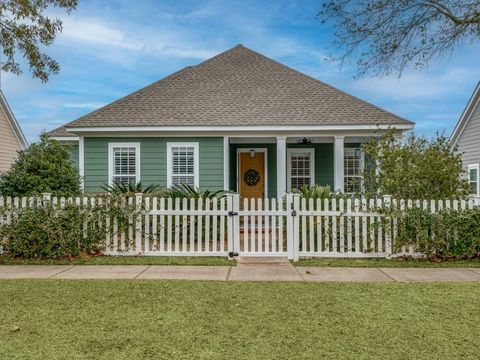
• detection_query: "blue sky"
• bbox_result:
[3,0,480,142]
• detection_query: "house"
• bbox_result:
[450,81,480,196]
[50,44,414,198]
[0,90,27,173]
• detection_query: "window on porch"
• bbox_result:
[287,149,314,191]
[344,147,364,193]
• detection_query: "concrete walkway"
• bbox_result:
[0,264,479,282]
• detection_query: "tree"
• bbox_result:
[0,134,81,196]
[362,130,470,199]
[319,1,480,77]
[0,0,78,82]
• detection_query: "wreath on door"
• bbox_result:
[244,168,261,186]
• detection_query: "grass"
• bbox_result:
[0,280,479,359]
[1,254,479,268]
[295,257,480,268]
[0,255,232,266]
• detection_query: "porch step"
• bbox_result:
[237,256,290,266]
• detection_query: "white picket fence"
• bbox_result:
[1,193,479,260]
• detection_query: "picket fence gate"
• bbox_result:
[1,193,479,260]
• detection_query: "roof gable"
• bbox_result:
[52,44,413,134]
[0,91,27,148]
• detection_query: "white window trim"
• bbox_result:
[108,142,141,186]
[287,148,315,191]
[166,142,200,188]
[467,163,480,195]
[344,147,365,194]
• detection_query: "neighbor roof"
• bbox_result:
[50,44,412,136]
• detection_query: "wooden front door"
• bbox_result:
[239,152,265,199]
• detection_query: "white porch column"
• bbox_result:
[223,136,229,191]
[276,136,287,198]
[334,136,345,192]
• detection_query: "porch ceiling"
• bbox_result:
[228,136,372,144]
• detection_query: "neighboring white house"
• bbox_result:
[0,90,27,173]
[450,81,480,196]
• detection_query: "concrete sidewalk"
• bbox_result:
[0,264,479,282]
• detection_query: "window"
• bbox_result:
[167,142,199,188]
[108,143,140,186]
[468,164,479,195]
[344,147,363,193]
[287,149,314,191]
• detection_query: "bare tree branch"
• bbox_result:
[319,0,480,77]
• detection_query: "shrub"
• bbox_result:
[1,203,88,258]
[293,184,345,201]
[395,207,480,259]
[0,195,142,259]
[363,129,469,199]
[0,133,81,197]
[161,184,226,199]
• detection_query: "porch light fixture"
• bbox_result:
[297,137,313,145]
[250,149,256,158]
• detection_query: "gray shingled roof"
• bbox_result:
[49,126,76,137]
[50,44,412,135]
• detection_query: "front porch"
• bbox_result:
[226,136,366,198]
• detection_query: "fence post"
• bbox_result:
[233,194,240,255]
[293,194,300,261]
[286,193,300,261]
[383,195,392,257]
[42,192,51,205]
[0,197,4,253]
[226,193,240,258]
[226,194,233,256]
[474,195,480,207]
[135,193,143,254]
[286,194,293,260]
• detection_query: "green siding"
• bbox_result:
[84,137,224,193]
[228,142,334,198]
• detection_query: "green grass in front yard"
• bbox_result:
[0,280,479,359]
[0,255,232,266]
[295,257,480,267]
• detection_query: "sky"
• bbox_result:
[3,0,480,142]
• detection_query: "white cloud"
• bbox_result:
[60,18,140,50]
[348,68,479,100]
[58,15,217,60]
[64,102,106,109]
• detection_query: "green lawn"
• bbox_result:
[0,255,232,266]
[0,281,479,359]
[2,254,479,268]
[295,257,480,268]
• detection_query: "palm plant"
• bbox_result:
[293,184,344,201]
[161,184,226,199]
[101,182,160,195]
